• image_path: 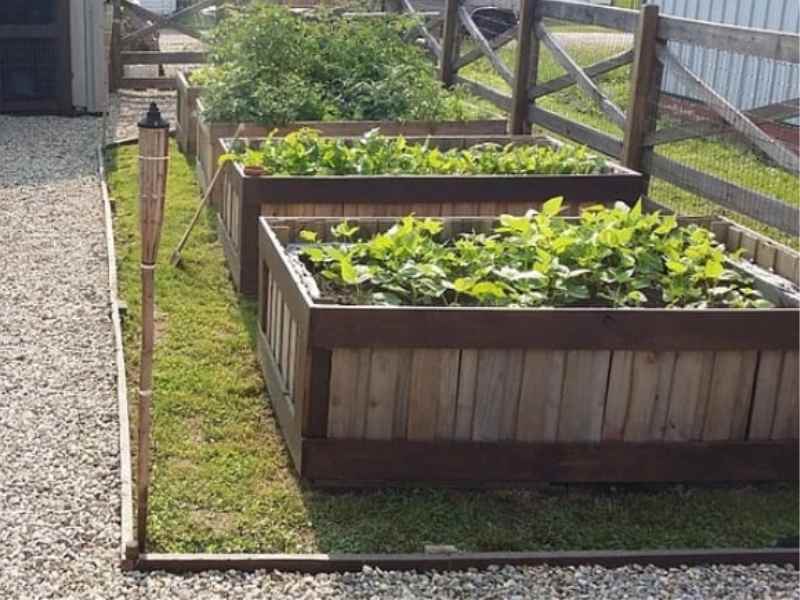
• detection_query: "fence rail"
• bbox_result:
[430,0,800,237]
[110,0,220,91]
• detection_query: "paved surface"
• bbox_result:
[0,113,797,598]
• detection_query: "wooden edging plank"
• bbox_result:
[136,548,799,573]
[97,145,138,565]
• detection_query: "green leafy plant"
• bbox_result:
[297,200,771,309]
[220,128,607,175]
[199,5,485,124]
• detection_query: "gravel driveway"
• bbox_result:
[0,113,797,599]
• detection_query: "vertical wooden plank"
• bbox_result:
[649,352,677,439]
[365,349,403,440]
[439,0,460,87]
[725,226,743,253]
[775,251,800,285]
[703,351,758,441]
[558,351,611,442]
[327,349,371,439]
[603,350,634,441]
[391,350,413,440]
[407,350,445,441]
[664,351,714,442]
[516,350,566,442]
[748,350,784,440]
[772,351,799,440]
[328,349,361,439]
[453,349,478,440]
[509,0,538,134]
[755,242,778,271]
[613,352,676,442]
[739,231,758,261]
[435,350,462,440]
[281,302,291,380]
[471,350,524,441]
[622,4,662,174]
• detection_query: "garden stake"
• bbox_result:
[169,123,246,268]
[136,103,170,553]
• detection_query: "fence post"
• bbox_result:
[439,0,460,87]
[110,0,122,92]
[622,3,662,184]
[509,0,539,134]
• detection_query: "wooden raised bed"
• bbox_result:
[195,96,510,206]
[175,71,205,157]
[256,216,799,487]
[220,135,644,295]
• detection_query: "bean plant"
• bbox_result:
[298,200,771,309]
[198,5,483,124]
[222,128,607,176]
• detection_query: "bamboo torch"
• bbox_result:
[136,103,170,553]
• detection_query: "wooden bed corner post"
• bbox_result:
[439,0,460,87]
[136,103,170,554]
[622,3,662,189]
[509,0,539,134]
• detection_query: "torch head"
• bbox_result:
[138,102,170,130]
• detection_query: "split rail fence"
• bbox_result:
[404,0,800,238]
[110,0,221,91]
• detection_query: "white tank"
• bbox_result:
[132,0,178,16]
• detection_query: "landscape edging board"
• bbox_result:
[97,144,138,568]
[101,143,799,574]
[136,548,799,573]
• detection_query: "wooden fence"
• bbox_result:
[425,0,800,237]
[110,0,218,91]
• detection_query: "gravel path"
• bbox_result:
[0,113,797,598]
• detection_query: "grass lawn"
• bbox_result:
[460,40,800,247]
[107,141,798,554]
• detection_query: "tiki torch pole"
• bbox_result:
[136,103,170,553]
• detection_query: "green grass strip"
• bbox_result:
[108,141,798,554]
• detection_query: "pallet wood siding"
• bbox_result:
[255,216,800,486]
[175,72,204,157]
[194,99,510,206]
[219,135,644,295]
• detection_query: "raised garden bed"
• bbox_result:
[256,215,799,487]
[220,134,644,295]
[195,97,509,206]
[175,71,205,158]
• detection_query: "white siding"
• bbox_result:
[70,0,108,113]
[648,0,799,121]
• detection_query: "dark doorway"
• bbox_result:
[0,0,71,114]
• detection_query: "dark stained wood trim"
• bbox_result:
[302,347,332,438]
[136,547,799,573]
[308,306,799,351]
[257,328,302,469]
[302,439,799,484]
[59,0,73,114]
[258,219,314,318]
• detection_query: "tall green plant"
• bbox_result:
[198,5,484,123]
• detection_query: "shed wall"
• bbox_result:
[70,0,107,113]
[647,0,799,123]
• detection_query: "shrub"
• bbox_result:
[199,5,484,123]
